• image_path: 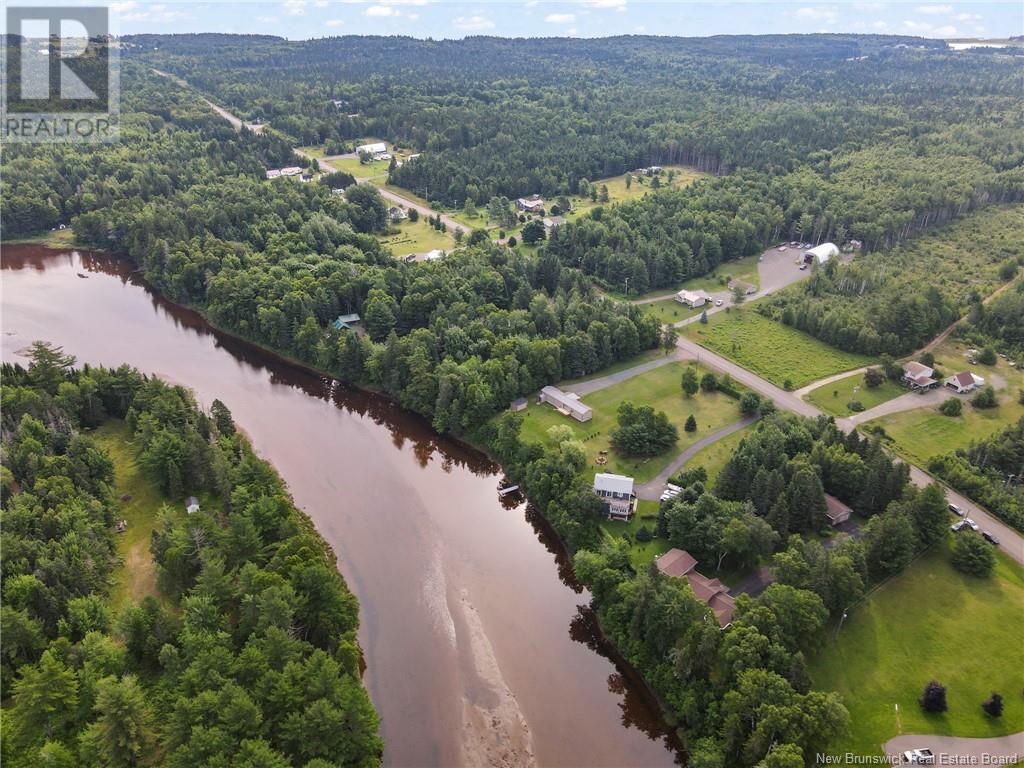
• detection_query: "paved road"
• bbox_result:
[673,337,1024,565]
[634,415,758,501]
[884,732,1023,765]
[836,387,951,429]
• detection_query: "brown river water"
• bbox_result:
[1,245,681,768]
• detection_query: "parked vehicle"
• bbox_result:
[948,503,965,517]
[903,748,935,765]
[715,299,723,307]
[951,519,980,533]
[983,531,1000,546]
[799,264,808,271]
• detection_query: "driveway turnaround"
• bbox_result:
[884,732,1023,765]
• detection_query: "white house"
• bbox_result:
[674,289,708,308]
[543,216,566,233]
[803,242,840,265]
[902,361,938,391]
[516,195,545,213]
[539,385,592,422]
[265,169,282,179]
[355,142,388,160]
[945,371,985,394]
[593,473,636,521]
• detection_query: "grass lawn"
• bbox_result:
[638,298,705,326]
[92,420,184,608]
[378,218,455,257]
[686,423,754,487]
[517,361,745,485]
[2,228,75,248]
[684,307,874,390]
[326,155,391,179]
[382,184,435,211]
[296,144,326,159]
[806,371,904,416]
[602,500,672,569]
[809,545,1024,756]
[866,339,1024,465]
[569,165,707,218]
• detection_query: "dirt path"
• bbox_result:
[634,415,758,501]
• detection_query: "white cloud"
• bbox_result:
[525,0,539,6]
[283,0,307,15]
[954,12,980,21]
[117,1,188,22]
[545,12,575,23]
[916,4,952,14]
[580,0,626,9]
[325,18,344,26]
[313,0,328,6]
[366,4,395,14]
[851,2,883,10]
[110,0,137,12]
[902,18,958,36]
[871,19,889,30]
[453,14,495,31]
[794,6,838,22]
[931,24,957,36]
[380,0,429,5]
[257,14,278,22]
[902,18,930,31]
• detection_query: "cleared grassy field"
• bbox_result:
[517,361,745,485]
[602,500,672,569]
[867,340,1024,465]
[92,421,187,608]
[684,308,874,389]
[327,155,391,179]
[378,218,455,256]
[810,545,1024,756]
[806,371,904,416]
[606,252,763,302]
[569,165,708,218]
[638,298,705,326]
[686,423,754,487]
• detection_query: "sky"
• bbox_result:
[6,0,1023,40]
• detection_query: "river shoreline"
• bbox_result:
[2,242,685,764]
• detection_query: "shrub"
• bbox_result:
[864,367,884,388]
[920,352,935,368]
[982,693,1004,718]
[685,414,697,432]
[759,400,777,417]
[951,531,995,577]
[507,236,517,247]
[783,378,793,391]
[739,392,761,415]
[939,397,963,417]
[700,373,718,392]
[971,386,998,409]
[671,466,707,488]
[920,681,948,713]
[635,525,653,543]
[847,400,864,412]
[978,347,998,365]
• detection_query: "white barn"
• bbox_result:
[356,142,388,160]
[803,242,840,265]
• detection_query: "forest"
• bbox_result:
[482,409,956,766]
[0,343,382,767]
[121,34,1024,278]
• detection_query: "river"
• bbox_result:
[1,245,681,768]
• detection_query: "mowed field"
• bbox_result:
[810,546,1024,756]
[684,308,874,389]
[517,361,745,485]
[685,423,754,487]
[378,217,455,257]
[806,370,904,416]
[866,340,1024,465]
[638,298,705,326]
[93,420,188,608]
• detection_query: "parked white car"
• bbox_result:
[903,748,935,765]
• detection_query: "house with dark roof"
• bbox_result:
[655,548,735,628]
[333,313,361,331]
[593,473,636,521]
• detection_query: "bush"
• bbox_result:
[939,397,963,416]
[635,525,653,543]
[507,236,517,247]
[951,531,995,577]
[979,347,998,365]
[920,352,935,368]
[864,367,884,388]
[847,400,864,412]
[982,693,1004,718]
[971,386,998,409]
[920,681,948,713]
[783,378,793,391]
[685,414,697,432]
[739,392,761,415]
[671,466,707,488]
[759,400,777,417]
[700,373,718,392]
[609,402,678,456]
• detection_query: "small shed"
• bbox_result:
[510,397,528,412]
[824,494,852,526]
[186,496,200,515]
[333,313,361,331]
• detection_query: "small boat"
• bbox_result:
[497,485,520,497]
[76,273,89,279]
